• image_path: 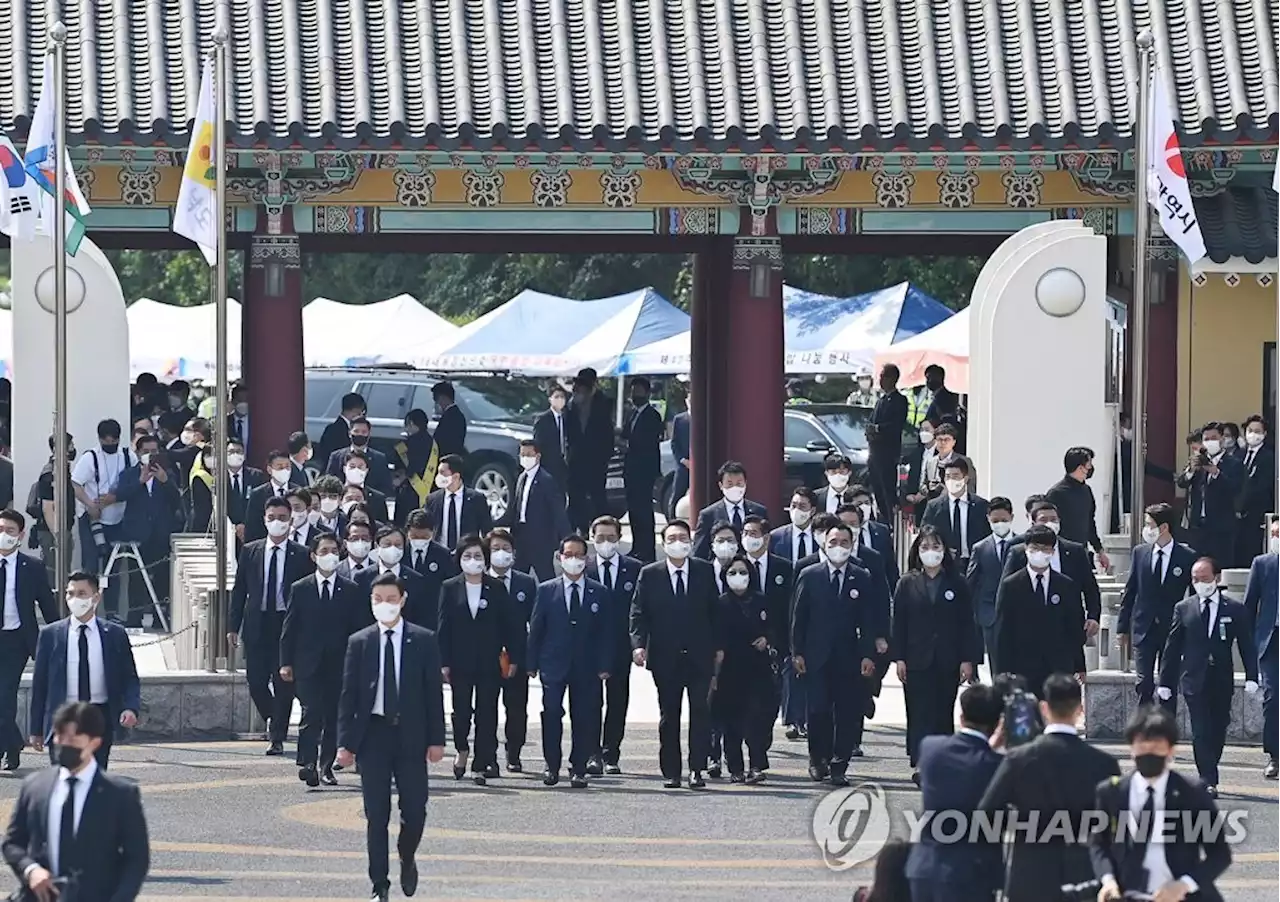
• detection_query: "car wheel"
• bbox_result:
[472,461,514,522]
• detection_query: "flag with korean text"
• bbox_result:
[174,58,218,265]
[23,56,91,255]
[0,135,38,240]
[1144,56,1206,265]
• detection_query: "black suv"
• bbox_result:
[305,368,629,521]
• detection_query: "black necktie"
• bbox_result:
[293,529,302,543]
[757,559,765,588]
[732,505,743,530]
[602,560,612,591]
[952,501,964,555]
[233,473,241,496]
[570,582,581,619]
[556,414,565,456]
[77,625,91,702]
[382,630,399,722]
[264,546,280,611]
[1245,450,1255,471]
[415,551,425,572]
[674,569,686,603]
[59,775,78,875]
[447,494,459,549]
[320,579,331,607]
[1126,786,1158,882]
[1154,548,1164,580]
[831,568,842,597]
[797,533,807,560]
[1035,573,1046,604]
[996,539,1006,564]
[1202,599,1213,637]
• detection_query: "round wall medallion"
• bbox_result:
[1034,267,1086,318]
[34,265,88,314]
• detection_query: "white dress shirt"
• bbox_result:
[347,555,371,575]
[722,499,744,523]
[1151,539,1173,580]
[291,522,311,546]
[315,571,335,596]
[446,490,464,537]
[70,445,130,524]
[262,539,289,611]
[825,491,841,514]
[489,568,512,593]
[1025,565,1051,602]
[371,617,404,717]
[791,527,814,562]
[749,552,769,588]
[950,494,970,556]
[0,553,20,631]
[518,466,538,523]
[465,580,483,618]
[46,759,98,876]
[1109,770,1199,895]
[1042,723,1077,736]
[1201,592,1220,637]
[667,560,689,593]
[562,575,585,613]
[65,617,107,704]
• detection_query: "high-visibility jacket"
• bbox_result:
[906,387,933,427]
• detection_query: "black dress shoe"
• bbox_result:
[265,741,284,756]
[828,772,850,788]
[400,857,419,896]
[542,770,560,786]
[604,763,622,775]
[320,767,338,786]
[663,776,682,789]
[506,760,524,774]
[453,764,467,781]
[785,726,802,740]
[745,769,766,784]
[849,746,865,758]
[298,765,320,787]
[1265,756,1278,779]
[910,770,921,787]
[808,765,829,782]
[707,762,722,779]
[585,756,604,776]
[570,773,589,789]
[729,772,746,783]
[482,763,500,779]
[3,750,19,771]
[331,762,345,772]
[688,772,707,790]
[1205,784,1218,799]
[370,888,389,902]
[472,773,487,786]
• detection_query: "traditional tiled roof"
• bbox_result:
[0,1,1276,152]
[1195,185,1279,264]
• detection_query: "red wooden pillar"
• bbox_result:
[725,212,786,517]
[1144,265,1180,505]
[241,206,305,466]
[689,239,732,513]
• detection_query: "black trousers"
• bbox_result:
[295,667,341,769]
[1186,682,1234,785]
[652,660,713,778]
[1235,513,1266,567]
[358,717,429,895]
[716,666,775,774]
[568,466,608,534]
[806,662,864,772]
[1132,629,1174,710]
[540,676,602,774]
[450,671,500,769]
[244,615,294,743]
[0,630,28,756]
[867,455,898,524]
[625,478,656,562]
[600,664,630,765]
[501,673,529,763]
[1262,635,1278,758]
[903,664,959,766]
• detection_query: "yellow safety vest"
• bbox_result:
[396,440,438,510]
[906,387,933,427]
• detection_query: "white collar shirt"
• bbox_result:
[950,494,970,556]
[1119,771,1199,895]
[749,552,769,587]
[667,560,688,593]
[489,568,511,593]
[722,499,744,523]
[65,617,107,704]
[371,618,404,717]
[1026,565,1051,602]
[1200,592,1220,637]
[262,539,289,611]
[0,554,20,630]
[47,760,98,876]
[562,576,585,613]
[1151,539,1174,580]
[465,580,483,618]
[519,466,538,522]
[315,571,335,595]
[792,526,813,562]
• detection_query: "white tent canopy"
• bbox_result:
[304,294,459,366]
[127,297,244,380]
[875,306,971,391]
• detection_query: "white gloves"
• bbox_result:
[1245,680,1259,694]
[1156,686,1173,701]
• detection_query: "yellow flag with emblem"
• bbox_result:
[174,58,218,265]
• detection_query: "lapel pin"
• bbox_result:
[944,590,955,601]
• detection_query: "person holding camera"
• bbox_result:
[1176,423,1244,574]
[112,434,184,628]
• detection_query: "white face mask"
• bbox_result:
[712,540,738,561]
[371,601,401,625]
[826,472,849,491]
[789,508,812,529]
[140,452,153,468]
[664,540,691,561]
[180,430,196,446]
[557,554,586,577]
[320,497,340,515]
[66,596,95,619]
[741,534,766,554]
[490,549,514,569]
[726,573,750,592]
[549,396,566,412]
[1027,550,1052,570]
[1120,427,1133,442]
[435,474,453,490]
[378,545,404,566]
[345,539,371,560]
[290,511,309,527]
[226,453,245,469]
[1202,439,1221,456]
[1270,536,1280,555]
[919,549,945,568]
[460,556,486,576]
[1193,581,1217,598]
[0,533,20,552]
[341,500,358,514]
[1222,436,1236,449]
[919,430,934,445]
[858,502,873,523]
[265,519,290,539]
[307,510,322,526]
[722,486,746,504]
[825,545,851,566]
[593,540,617,560]
[1043,520,1061,535]
[1246,431,1266,448]
[1142,525,1161,545]
[409,539,431,554]
[518,455,538,471]
[990,520,1012,538]
[945,478,966,496]
[271,467,291,485]
[345,467,367,486]
[315,553,340,572]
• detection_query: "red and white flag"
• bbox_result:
[1144,57,1206,265]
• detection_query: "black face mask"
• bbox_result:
[100,442,119,455]
[925,378,942,392]
[1134,753,1167,779]
[54,743,84,770]
[1085,465,1096,480]
[350,434,369,447]
[631,395,648,408]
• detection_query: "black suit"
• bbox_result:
[0,552,59,757]
[1002,534,1102,621]
[507,467,570,578]
[867,389,907,523]
[437,575,519,772]
[532,408,570,489]
[1177,454,1245,570]
[1159,592,1258,786]
[993,568,1086,696]
[424,488,493,551]
[921,493,991,569]
[229,539,314,743]
[188,467,267,533]
[630,560,721,778]
[2,764,150,902]
[316,415,352,468]
[622,402,663,561]
[891,569,982,766]
[337,622,446,896]
[489,569,538,764]
[588,554,643,766]
[1090,770,1231,902]
[692,499,770,560]
[281,573,362,769]
[565,393,615,532]
[242,481,293,544]
[406,541,457,628]
[977,730,1121,902]
[1118,541,1198,706]
[669,411,690,518]
[714,590,779,774]
[354,565,438,631]
[325,446,393,497]
[225,467,266,526]
[432,403,467,459]
[1235,442,1276,564]
[965,532,1014,668]
[288,460,310,489]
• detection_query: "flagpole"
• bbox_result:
[209,18,230,673]
[1128,28,1154,549]
[49,20,69,608]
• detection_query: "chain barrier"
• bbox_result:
[127,618,200,648]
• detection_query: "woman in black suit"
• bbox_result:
[437,534,515,786]
[890,525,982,782]
[714,553,779,784]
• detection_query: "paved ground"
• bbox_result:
[0,669,1275,902]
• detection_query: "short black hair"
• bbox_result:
[370,571,405,594]
[310,532,340,553]
[405,509,432,531]
[1195,555,1222,576]
[454,534,488,565]
[717,460,747,481]
[988,496,1013,515]
[742,514,770,531]
[287,431,311,454]
[1144,502,1177,531]
[1244,414,1268,431]
[1063,446,1094,473]
[790,487,819,508]
[934,423,957,439]
[1029,500,1058,520]
[943,457,970,478]
[97,418,122,439]
[484,527,514,550]
[835,502,863,524]
[53,701,107,739]
[266,448,290,467]
[1201,421,1223,437]
[559,533,589,556]
[959,683,1003,732]
[1023,493,1046,514]
[710,520,741,541]
[880,363,900,381]
[810,513,840,533]
[661,519,691,540]
[630,376,651,392]
[1042,673,1082,719]
[823,453,853,472]
[68,570,100,591]
[312,475,344,496]
[286,487,313,508]
[340,392,366,413]
[548,384,569,398]
[1023,524,1058,549]
[826,522,854,542]
[346,519,373,537]
[0,509,25,531]
[264,496,291,516]
[847,483,871,500]
[590,515,621,536]
[519,438,540,454]
[432,380,456,401]
[375,524,405,544]
[349,416,372,431]
[1124,705,1180,745]
[344,448,369,465]
[439,453,465,475]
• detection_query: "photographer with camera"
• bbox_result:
[111,434,184,628]
[1175,424,1243,575]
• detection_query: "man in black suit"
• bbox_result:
[316,391,365,470]
[693,461,770,560]
[0,509,59,770]
[229,496,315,755]
[837,503,892,738]
[287,430,314,488]
[669,404,691,519]
[993,525,1086,696]
[506,440,570,578]
[920,457,990,571]
[922,364,965,453]
[905,684,1004,902]
[1001,500,1102,634]
[865,363,908,524]
[586,515,643,775]
[1157,556,1259,794]
[847,482,900,587]
[483,528,538,772]
[1118,502,1198,708]
[336,572,447,902]
[621,377,663,562]
[977,674,1121,902]
[965,496,1015,669]
[354,526,437,628]
[1234,415,1275,565]
[425,454,494,551]
[405,509,456,621]
[244,449,297,544]
[340,450,392,526]
[430,381,468,459]
[1044,445,1110,570]
[791,523,878,787]
[565,368,615,533]
[1176,421,1245,573]
[325,417,392,497]
[630,520,722,789]
[280,533,361,787]
[2,702,150,902]
[1091,707,1231,902]
[532,385,571,491]
[224,438,266,543]
[741,515,792,762]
